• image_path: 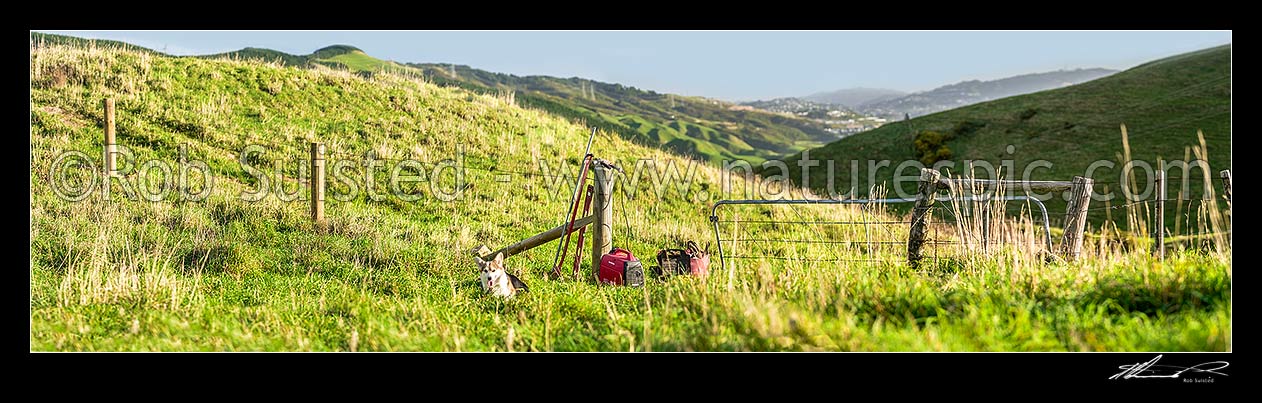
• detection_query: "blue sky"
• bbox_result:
[39,30,1230,102]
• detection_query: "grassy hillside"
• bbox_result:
[32,32,829,165]
[29,39,1229,351]
[310,46,418,76]
[32,32,163,55]
[411,63,836,164]
[782,44,1231,229]
[31,32,415,76]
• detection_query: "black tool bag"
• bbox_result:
[654,241,708,278]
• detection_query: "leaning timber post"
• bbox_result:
[592,162,614,274]
[310,142,326,226]
[1220,170,1232,205]
[1154,170,1166,259]
[907,168,942,266]
[483,215,595,262]
[1059,176,1094,261]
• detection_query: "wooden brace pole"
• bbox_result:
[484,215,596,262]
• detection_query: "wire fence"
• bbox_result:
[709,171,1230,269]
[709,197,1053,268]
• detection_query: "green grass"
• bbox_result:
[782,44,1232,230]
[29,39,1230,351]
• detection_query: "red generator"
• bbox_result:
[599,248,644,287]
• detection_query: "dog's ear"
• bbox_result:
[492,252,505,267]
[474,255,487,269]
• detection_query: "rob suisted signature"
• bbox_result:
[1110,354,1229,380]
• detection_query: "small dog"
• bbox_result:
[475,252,529,298]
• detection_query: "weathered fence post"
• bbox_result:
[1220,169,1232,204]
[907,168,942,266]
[1154,170,1165,259]
[980,195,991,254]
[103,98,117,177]
[1059,176,1094,261]
[1221,169,1232,248]
[591,161,614,272]
[310,142,325,226]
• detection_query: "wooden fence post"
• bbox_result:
[591,161,614,273]
[103,99,116,177]
[1220,169,1232,204]
[1221,169,1232,249]
[1154,170,1165,259]
[310,142,325,226]
[980,196,990,254]
[1059,176,1094,261]
[907,168,941,266]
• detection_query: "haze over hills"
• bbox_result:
[858,68,1119,119]
[779,44,1230,228]
[739,97,890,137]
[740,98,861,118]
[744,69,1119,137]
[803,87,907,108]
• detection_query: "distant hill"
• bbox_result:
[859,68,1118,119]
[409,63,839,164]
[781,45,1230,229]
[803,87,906,108]
[198,44,418,76]
[198,47,309,66]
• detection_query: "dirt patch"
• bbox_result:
[40,106,87,130]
